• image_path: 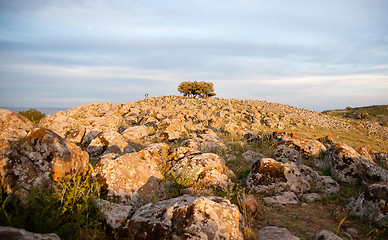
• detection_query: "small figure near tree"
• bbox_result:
[178,81,216,98]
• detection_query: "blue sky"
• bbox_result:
[0,0,387,111]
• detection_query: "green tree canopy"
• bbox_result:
[18,108,46,124]
[178,81,216,98]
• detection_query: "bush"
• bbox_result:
[0,175,105,240]
[346,106,352,110]
[18,108,46,124]
[178,81,216,98]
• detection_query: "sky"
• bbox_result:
[0,0,387,111]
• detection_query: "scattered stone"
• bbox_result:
[315,176,340,194]
[242,150,265,163]
[121,125,152,141]
[298,165,319,182]
[274,131,326,157]
[126,195,243,240]
[168,151,234,190]
[350,182,388,224]
[247,158,310,194]
[302,193,321,203]
[257,226,300,240]
[324,144,388,184]
[263,191,300,207]
[312,230,342,240]
[98,199,134,229]
[273,144,302,165]
[65,127,86,144]
[86,130,135,159]
[181,129,227,152]
[0,226,60,240]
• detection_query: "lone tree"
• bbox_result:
[178,81,216,98]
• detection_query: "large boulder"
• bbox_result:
[246,158,310,194]
[93,144,169,206]
[86,130,135,159]
[256,226,300,240]
[274,131,326,157]
[0,128,89,196]
[0,226,60,240]
[0,108,33,140]
[126,195,243,240]
[168,149,234,190]
[350,183,388,224]
[324,144,388,184]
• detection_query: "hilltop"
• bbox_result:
[0,96,387,240]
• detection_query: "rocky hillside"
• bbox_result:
[0,96,387,240]
[323,104,388,127]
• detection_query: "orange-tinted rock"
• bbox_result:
[0,128,89,196]
[0,108,33,140]
[126,195,243,240]
[247,158,310,194]
[324,144,388,184]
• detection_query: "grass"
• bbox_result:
[0,175,106,240]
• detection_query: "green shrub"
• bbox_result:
[0,175,105,240]
[18,108,46,124]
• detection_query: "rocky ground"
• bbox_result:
[0,96,387,239]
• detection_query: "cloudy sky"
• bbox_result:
[0,0,387,111]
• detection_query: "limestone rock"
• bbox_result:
[242,150,264,163]
[324,144,388,184]
[0,128,89,196]
[302,193,321,203]
[126,195,243,240]
[273,144,302,165]
[65,127,86,144]
[312,230,342,240]
[263,191,300,207]
[256,226,300,240]
[98,199,134,229]
[274,131,326,157]
[168,151,233,190]
[181,129,227,152]
[93,146,168,206]
[315,176,340,194]
[298,165,319,182]
[157,118,187,140]
[0,226,60,240]
[246,158,310,194]
[0,108,33,140]
[121,125,152,141]
[86,130,134,159]
[350,183,388,224]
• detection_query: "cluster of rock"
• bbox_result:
[0,96,387,239]
[245,130,387,228]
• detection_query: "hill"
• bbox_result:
[323,105,388,127]
[0,96,387,239]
